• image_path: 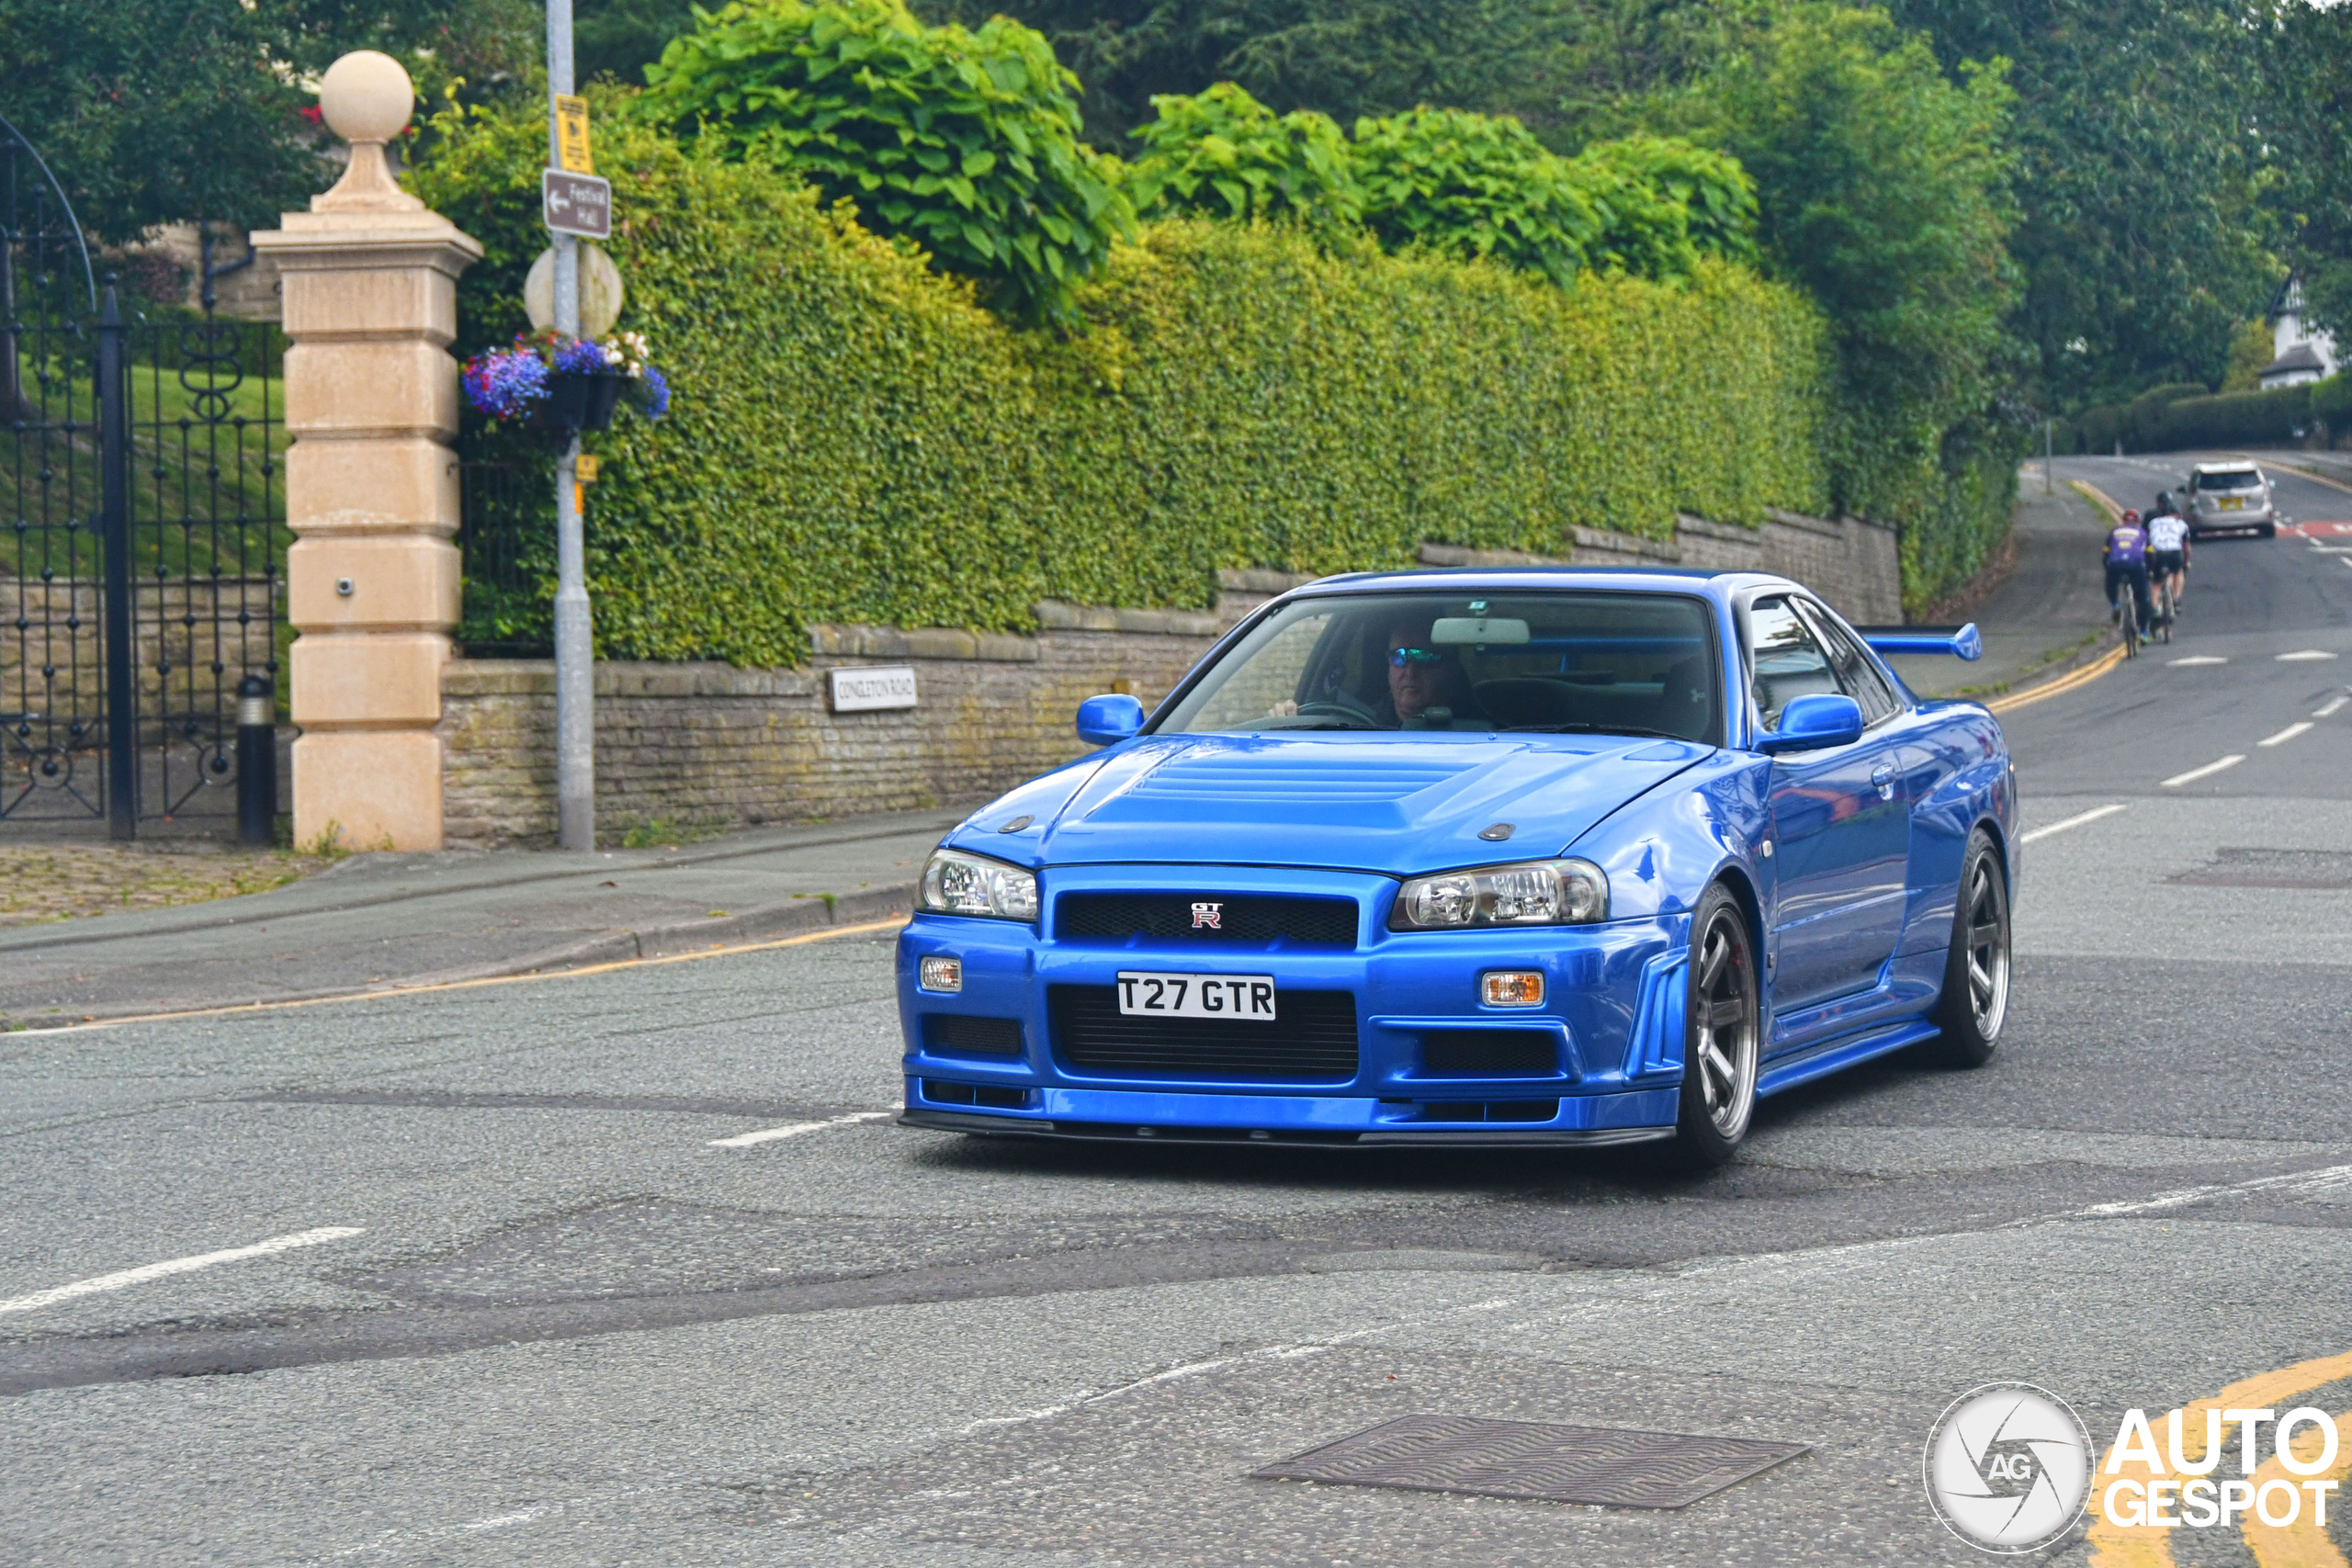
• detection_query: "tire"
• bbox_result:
[2119,591,2139,658]
[2157,585,2172,644]
[1928,830,2010,1068]
[2260,522,2278,539]
[1673,884,1761,1166]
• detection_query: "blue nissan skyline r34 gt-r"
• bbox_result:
[895,567,2013,1164]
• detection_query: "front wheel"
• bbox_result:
[1928,830,2010,1067]
[1673,884,1761,1166]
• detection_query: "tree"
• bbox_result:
[642,0,1133,322]
[2263,0,2352,342]
[1126,83,1360,230]
[1885,0,2275,409]
[0,0,536,243]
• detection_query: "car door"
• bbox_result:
[1747,595,1906,1012]
[1794,597,1915,972]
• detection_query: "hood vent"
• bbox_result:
[1127,755,1473,805]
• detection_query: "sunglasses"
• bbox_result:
[1388,647,1444,669]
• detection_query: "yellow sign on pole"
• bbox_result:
[554,95,594,175]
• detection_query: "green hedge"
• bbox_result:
[412,101,1838,666]
[2148,385,2314,450]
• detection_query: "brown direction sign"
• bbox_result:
[541,169,612,240]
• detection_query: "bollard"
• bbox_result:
[236,674,277,846]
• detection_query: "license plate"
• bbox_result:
[1116,971,1276,1021]
[2222,497,2243,510]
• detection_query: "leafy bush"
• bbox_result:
[2313,373,2352,444]
[2148,385,2313,450]
[640,0,1129,321]
[1127,83,1359,231]
[409,93,1838,666]
[1349,107,1601,288]
[1566,134,1758,276]
[2126,381,2210,447]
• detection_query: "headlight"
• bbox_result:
[1389,858,1608,931]
[919,847,1039,922]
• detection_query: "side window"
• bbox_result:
[1746,597,1840,731]
[1797,600,1900,725]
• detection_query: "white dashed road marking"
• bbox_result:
[2316,696,2347,717]
[2019,804,2128,844]
[2278,649,2339,661]
[0,1226,366,1314]
[2168,655,2227,667]
[2258,722,2314,748]
[2161,755,2245,788]
[708,1111,894,1148]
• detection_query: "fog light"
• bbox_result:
[1481,970,1544,1008]
[919,954,963,993]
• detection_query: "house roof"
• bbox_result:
[2262,341,2328,377]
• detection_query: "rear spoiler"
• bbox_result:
[1856,623,1983,661]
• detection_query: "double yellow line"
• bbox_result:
[2089,1348,2352,1566]
[1986,642,2130,714]
[46,915,911,1032]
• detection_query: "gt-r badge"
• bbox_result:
[1190,901,1224,931]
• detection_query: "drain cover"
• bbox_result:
[1252,1415,1808,1508]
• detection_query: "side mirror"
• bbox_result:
[1758,693,1864,754]
[1075,693,1145,747]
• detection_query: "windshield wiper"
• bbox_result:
[1499,723,1688,741]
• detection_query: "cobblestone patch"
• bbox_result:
[0,843,331,929]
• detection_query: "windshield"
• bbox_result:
[2195,468,2262,491]
[1158,590,1722,742]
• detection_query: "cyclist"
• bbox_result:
[2146,492,2190,610]
[2103,507,2153,641]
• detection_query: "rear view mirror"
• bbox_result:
[1758,694,1864,754]
[1076,693,1145,747]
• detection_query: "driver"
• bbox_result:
[1385,615,1464,728]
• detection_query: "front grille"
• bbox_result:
[1049,985,1359,1079]
[1054,893,1357,948]
[1421,1030,1559,1076]
[922,1014,1023,1057]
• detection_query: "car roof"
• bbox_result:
[1294,565,1782,598]
[2191,461,2262,473]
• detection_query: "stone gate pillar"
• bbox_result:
[252,51,481,851]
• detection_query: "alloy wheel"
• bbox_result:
[1962,854,2010,1038]
[1691,908,1758,1137]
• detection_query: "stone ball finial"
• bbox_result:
[319,51,414,144]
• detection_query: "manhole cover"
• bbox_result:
[2168,848,2352,889]
[1252,1415,1808,1508]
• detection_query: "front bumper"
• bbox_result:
[895,862,1688,1144]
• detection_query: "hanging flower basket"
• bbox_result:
[461,330,671,434]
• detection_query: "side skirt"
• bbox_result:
[1755,1019,1941,1099]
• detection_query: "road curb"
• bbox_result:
[5,885,918,1031]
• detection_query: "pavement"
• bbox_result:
[1883,473,2118,702]
[0,809,959,1029]
[5,458,2352,1565]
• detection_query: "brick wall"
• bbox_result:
[438,515,1903,846]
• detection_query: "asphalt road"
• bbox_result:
[5,457,2351,1565]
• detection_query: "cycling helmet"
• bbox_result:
[2155,491,2177,513]
[2121,509,2140,524]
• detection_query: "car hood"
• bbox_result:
[958,733,1713,876]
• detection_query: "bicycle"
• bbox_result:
[2119,581,2141,658]
[2149,574,2174,645]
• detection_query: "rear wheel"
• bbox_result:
[2119,589,2139,658]
[2260,521,2278,539]
[1673,884,1760,1166]
[2156,581,2173,643]
[1928,830,2010,1067]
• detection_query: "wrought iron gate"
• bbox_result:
[2,114,285,837]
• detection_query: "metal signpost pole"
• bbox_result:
[548,0,593,851]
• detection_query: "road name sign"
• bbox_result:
[829,666,920,713]
[542,169,612,240]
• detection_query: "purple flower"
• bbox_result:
[461,348,548,419]
[635,367,671,419]
[552,335,607,376]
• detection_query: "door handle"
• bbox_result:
[1871,763,1895,800]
